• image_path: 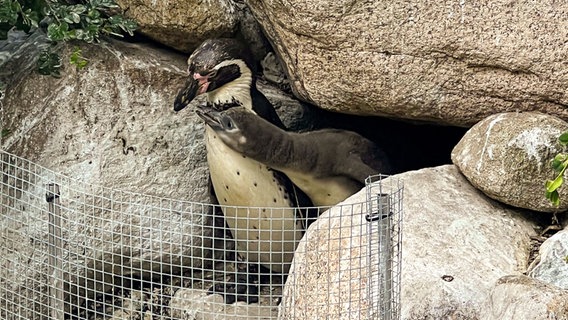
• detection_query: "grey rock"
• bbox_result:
[257,80,322,132]
[261,52,288,88]
[480,275,568,320]
[452,112,568,212]
[279,165,536,319]
[234,2,272,64]
[528,229,568,289]
[1,35,213,314]
[170,288,277,319]
[246,0,568,125]
[115,0,239,53]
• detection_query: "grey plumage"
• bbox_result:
[196,105,392,206]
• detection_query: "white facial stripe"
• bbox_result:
[207,59,254,110]
[214,59,251,76]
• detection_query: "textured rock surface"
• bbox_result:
[452,112,568,212]
[170,288,277,319]
[480,275,568,320]
[1,34,213,314]
[279,165,536,319]
[2,36,207,201]
[528,229,568,289]
[247,0,568,126]
[115,0,238,52]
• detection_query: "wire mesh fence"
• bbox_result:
[0,149,402,320]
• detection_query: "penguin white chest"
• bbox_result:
[284,171,362,207]
[204,126,303,273]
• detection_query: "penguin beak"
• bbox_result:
[174,77,199,112]
[195,105,222,130]
[173,72,211,112]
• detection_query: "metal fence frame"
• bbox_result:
[0,150,402,319]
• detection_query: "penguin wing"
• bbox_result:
[251,86,286,130]
[346,141,393,184]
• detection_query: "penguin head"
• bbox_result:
[174,38,255,112]
[196,105,271,157]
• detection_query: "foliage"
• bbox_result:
[69,46,87,69]
[0,0,43,39]
[37,46,61,76]
[0,0,137,74]
[545,131,568,206]
[1,128,10,138]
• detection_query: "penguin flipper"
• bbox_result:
[250,86,286,130]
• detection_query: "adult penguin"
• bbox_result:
[174,39,313,303]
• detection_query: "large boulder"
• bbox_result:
[115,0,238,52]
[480,275,568,320]
[452,112,568,212]
[1,33,213,315]
[528,229,568,289]
[246,0,568,126]
[279,165,537,319]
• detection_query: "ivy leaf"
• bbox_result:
[63,12,81,24]
[546,190,560,207]
[1,128,10,138]
[47,21,70,41]
[21,9,40,28]
[551,156,568,172]
[70,4,87,15]
[37,48,62,77]
[546,176,564,193]
[95,0,120,8]
[69,47,88,69]
[0,0,19,25]
[559,131,568,145]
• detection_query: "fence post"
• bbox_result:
[366,192,393,320]
[46,183,64,320]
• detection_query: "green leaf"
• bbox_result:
[0,0,19,25]
[551,159,565,172]
[63,12,80,24]
[1,128,10,138]
[21,8,40,28]
[37,48,61,77]
[70,4,87,15]
[559,131,568,145]
[546,176,564,193]
[546,190,560,207]
[47,21,70,41]
[69,47,88,69]
[96,0,119,8]
[87,8,101,19]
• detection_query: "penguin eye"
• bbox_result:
[223,118,233,129]
[208,69,218,78]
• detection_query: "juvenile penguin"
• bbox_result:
[173,39,306,275]
[196,105,393,206]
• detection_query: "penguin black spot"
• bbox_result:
[252,225,258,229]
[284,195,288,200]
[262,209,266,213]
[236,171,240,175]
[278,187,282,191]
[242,155,247,158]
[327,193,331,197]
[253,182,257,187]
[273,198,277,203]
[223,198,227,202]
[225,185,229,190]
